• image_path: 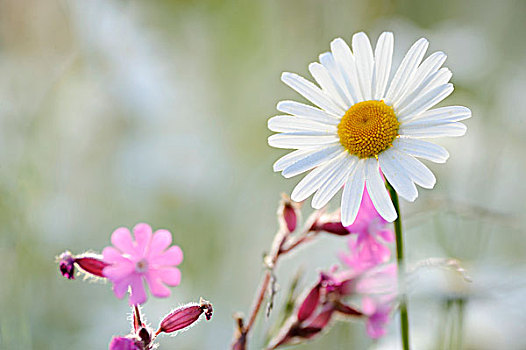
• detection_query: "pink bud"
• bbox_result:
[76,256,109,278]
[297,283,320,322]
[311,221,349,236]
[58,251,110,280]
[278,194,300,232]
[157,299,213,334]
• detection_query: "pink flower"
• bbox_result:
[362,296,393,339]
[108,337,143,350]
[102,223,183,305]
[341,188,394,271]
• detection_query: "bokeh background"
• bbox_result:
[1,0,526,349]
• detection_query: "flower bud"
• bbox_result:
[58,251,109,280]
[76,256,108,278]
[297,283,320,322]
[157,299,213,335]
[312,221,349,236]
[278,194,300,233]
[310,210,349,236]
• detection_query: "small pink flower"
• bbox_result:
[362,296,393,339]
[102,223,183,305]
[341,188,394,271]
[108,337,143,350]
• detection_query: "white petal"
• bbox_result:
[396,83,454,119]
[282,145,344,178]
[396,69,452,115]
[379,149,418,202]
[372,32,394,100]
[330,38,363,102]
[391,149,436,189]
[394,51,447,106]
[406,106,471,124]
[364,158,397,222]
[291,153,347,202]
[341,160,366,226]
[352,32,374,100]
[385,38,429,104]
[281,72,345,116]
[273,149,317,172]
[309,62,348,109]
[312,156,355,209]
[268,133,340,149]
[393,138,449,163]
[400,122,467,138]
[268,115,337,133]
[277,100,341,124]
[319,53,353,107]
[418,68,452,97]
[401,113,468,131]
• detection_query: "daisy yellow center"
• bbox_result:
[337,100,399,158]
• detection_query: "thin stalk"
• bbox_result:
[386,181,410,350]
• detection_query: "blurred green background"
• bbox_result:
[0,0,525,349]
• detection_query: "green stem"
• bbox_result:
[386,181,410,350]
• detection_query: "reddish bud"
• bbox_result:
[76,256,109,278]
[278,194,300,233]
[157,299,213,334]
[311,221,349,236]
[297,283,320,322]
[58,251,110,280]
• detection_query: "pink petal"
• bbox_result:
[145,271,171,298]
[113,278,131,299]
[133,223,153,257]
[148,229,172,258]
[361,296,377,315]
[151,245,183,266]
[366,308,390,339]
[103,262,135,281]
[111,227,136,255]
[102,247,129,264]
[377,229,394,242]
[129,276,147,305]
[154,267,181,286]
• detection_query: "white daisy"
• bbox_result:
[268,32,471,226]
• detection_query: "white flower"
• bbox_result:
[268,32,471,226]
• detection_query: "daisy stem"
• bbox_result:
[386,181,410,350]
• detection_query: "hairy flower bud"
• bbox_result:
[76,256,108,278]
[278,194,300,233]
[58,251,109,280]
[312,221,349,236]
[157,298,213,335]
[310,210,349,236]
[297,283,320,322]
